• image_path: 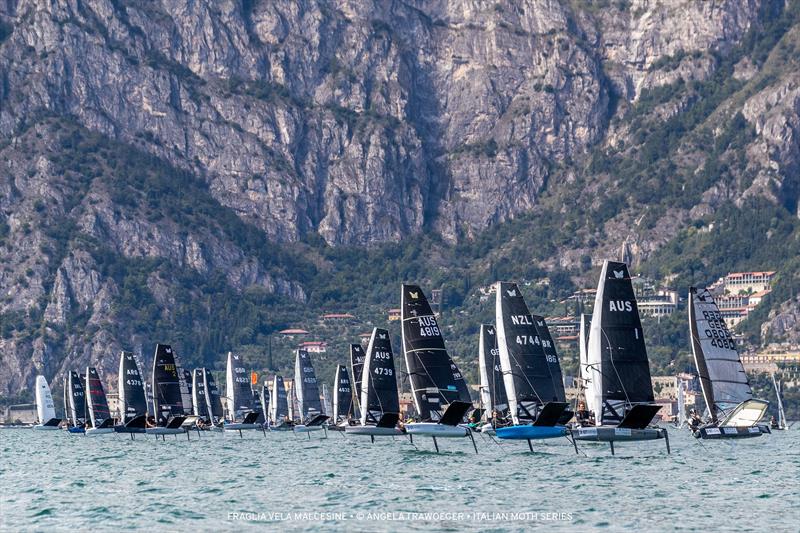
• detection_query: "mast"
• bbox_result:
[360,328,399,426]
[260,381,270,424]
[495,281,560,425]
[688,287,752,423]
[401,284,470,421]
[772,373,786,429]
[579,314,591,387]
[587,261,655,426]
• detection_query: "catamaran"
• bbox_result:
[771,374,787,430]
[293,349,329,434]
[331,364,353,429]
[33,375,60,431]
[688,287,770,439]
[147,344,188,437]
[350,343,365,419]
[574,261,669,454]
[494,282,573,448]
[85,367,114,436]
[269,374,291,430]
[63,371,86,433]
[346,328,405,439]
[115,352,148,436]
[478,324,508,435]
[400,284,475,451]
[223,352,263,435]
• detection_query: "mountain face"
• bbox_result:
[1,0,799,396]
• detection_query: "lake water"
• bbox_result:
[0,427,797,531]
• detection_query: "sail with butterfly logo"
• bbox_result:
[350,343,366,418]
[332,364,352,424]
[401,284,471,422]
[294,349,323,421]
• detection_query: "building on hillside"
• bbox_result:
[278,328,309,338]
[720,271,775,294]
[652,376,679,401]
[742,346,800,374]
[637,289,679,318]
[546,316,579,337]
[320,313,356,323]
[387,308,401,321]
[399,392,415,418]
[567,288,597,304]
[299,341,327,354]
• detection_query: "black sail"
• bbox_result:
[294,349,322,420]
[333,365,352,423]
[260,382,270,423]
[270,375,289,424]
[67,370,86,426]
[587,261,655,425]
[401,284,471,421]
[204,369,223,419]
[180,368,194,415]
[350,343,366,416]
[192,369,208,418]
[531,315,567,402]
[151,343,184,424]
[478,324,508,414]
[360,328,400,425]
[225,352,253,421]
[118,351,147,422]
[495,282,560,424]
[86,367,110,428]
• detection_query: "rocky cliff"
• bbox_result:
[1,0,799,396]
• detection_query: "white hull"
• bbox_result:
[479,423,496,435]
[32,425,60,431]
[345,425,404,436]
[405,423,470,437]
[85,427,115,437]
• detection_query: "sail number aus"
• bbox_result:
[608,301,633,312]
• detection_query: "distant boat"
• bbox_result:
[259,381,270,429]
[269,375,291,430]
[578,313,592,389]
[85,367,114,436]
[494,282,572,446]
[350,343,366,420]
[346,327,404,438]
[478,324,508,435]
[771,374,787,430]
[400,284,474,451]
[574,261,669,454]
[33,375,60,431]
[674,380,687,429]
[115,352,148,436]
[146,344,188,437]
[688,287,770,439]
[223,352,262,435]
[293,349,329,434]
[179,367,194,416]
[332,364,353,428]
[63,371,85,433]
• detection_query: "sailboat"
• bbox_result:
[33,375,60,430]
[345,327,404,438]
[259,381,270,429]
[400,284,475,451]
[293,349,329,434]
[478,324,508,435]
[179,367,194,416]
[771,374,787,430]
[63,371,86,433]
[85,367,114,436]
[146,344,188,437]
[574,261,669,454]
[223,352,262,434]
[688,287,770,439]
[674,379,687,428]
[114,351,148,435]
[494,282,572,445]
[269,375,291,430]
[350,343,365,419]
[196,368,223,428]
[332,364,353,429]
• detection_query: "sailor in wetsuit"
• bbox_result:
[575,401,591,427]
[688,409,702,431]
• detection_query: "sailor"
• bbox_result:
[145,415,157,429]
[688,409,702,431]
[575,401,591,426]
[770,415,778,429]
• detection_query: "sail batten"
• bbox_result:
[401,284,470,421]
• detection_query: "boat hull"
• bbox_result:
[145,427,186,435]
[495,425,568,440]
[223,423,262,431]
[694,424,770,439]
[85,427,115,437]
[573,426,664,442]
[405,423,470,437]
[66,426,85,434]
[113,425,146,434]
[479,423,496,435]
[345,425,405,436]
[293,425,323,433]
[32,425,61,431]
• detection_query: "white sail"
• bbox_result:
[772,374,787,429]
[586,279,604,425]
[688,287,752,421]
[35,375,56,424]
[676,380,686,428]
[478,326,492,413]
[359,329,377,426]
[294,351,304,420]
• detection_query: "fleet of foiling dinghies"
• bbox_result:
[574,261,669,455]
[493,281,574,449]
[114,352,148,437]
[346,328,405,439]
[293,349,329,435]
[223,352,264,436]
[688,287,771,439]
[478,324,507,436]
[148,344,189,438]
[400,284,476,452]
[33,376,60,430]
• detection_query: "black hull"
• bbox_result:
[694,424,770,439]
